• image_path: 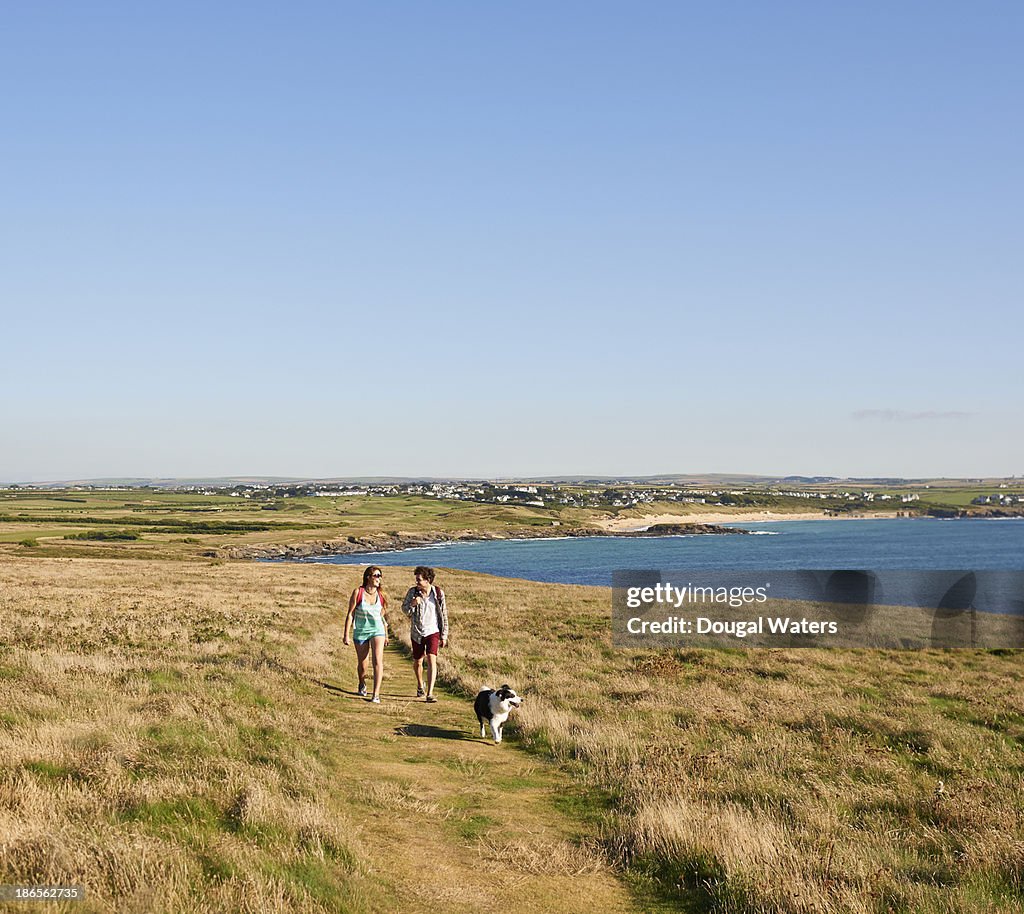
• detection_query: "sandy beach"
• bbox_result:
[597,510,901,532]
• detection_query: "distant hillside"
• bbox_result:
[8,476,483,489]
[12,477,308,489]
[7,473,1018,489]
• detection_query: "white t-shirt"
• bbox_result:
[418,590,440,638]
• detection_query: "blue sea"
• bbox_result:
[299,518,1024,586]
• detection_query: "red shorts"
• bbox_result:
[412,633,440,659]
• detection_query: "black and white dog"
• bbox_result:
[474,684,523,744]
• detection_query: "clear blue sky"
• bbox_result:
[3,2,1021,481]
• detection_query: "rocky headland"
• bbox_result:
[218,522,747,561]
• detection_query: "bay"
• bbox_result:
[300,518,1024,586]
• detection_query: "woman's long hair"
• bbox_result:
[361,566,388,608]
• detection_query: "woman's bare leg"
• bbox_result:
[370,635,385,700]
[354,641,371,694]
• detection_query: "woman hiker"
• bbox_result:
[342,566,390,703]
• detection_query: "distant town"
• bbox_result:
[6,479,1023,513]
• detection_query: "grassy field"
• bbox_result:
[5,484,1019,561]
[0,557,640,914]
[2,554,1022,912]
[0,490,601,560]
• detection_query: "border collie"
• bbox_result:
[474,685,523,743]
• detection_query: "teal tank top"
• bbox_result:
[352,591,386,640]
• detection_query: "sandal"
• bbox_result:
[425,696,438,703]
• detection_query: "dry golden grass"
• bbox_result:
[476,835,606,877]
[419,570,1024,913]
[0,557,639,914]
[3,554,1023,913]
[0,559,370,914]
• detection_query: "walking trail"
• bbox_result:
[319,642,644,913]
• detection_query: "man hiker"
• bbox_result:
[401,566,448,702]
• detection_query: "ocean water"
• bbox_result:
[299,518,1024,586]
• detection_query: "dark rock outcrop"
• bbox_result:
[635,523,749,536]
